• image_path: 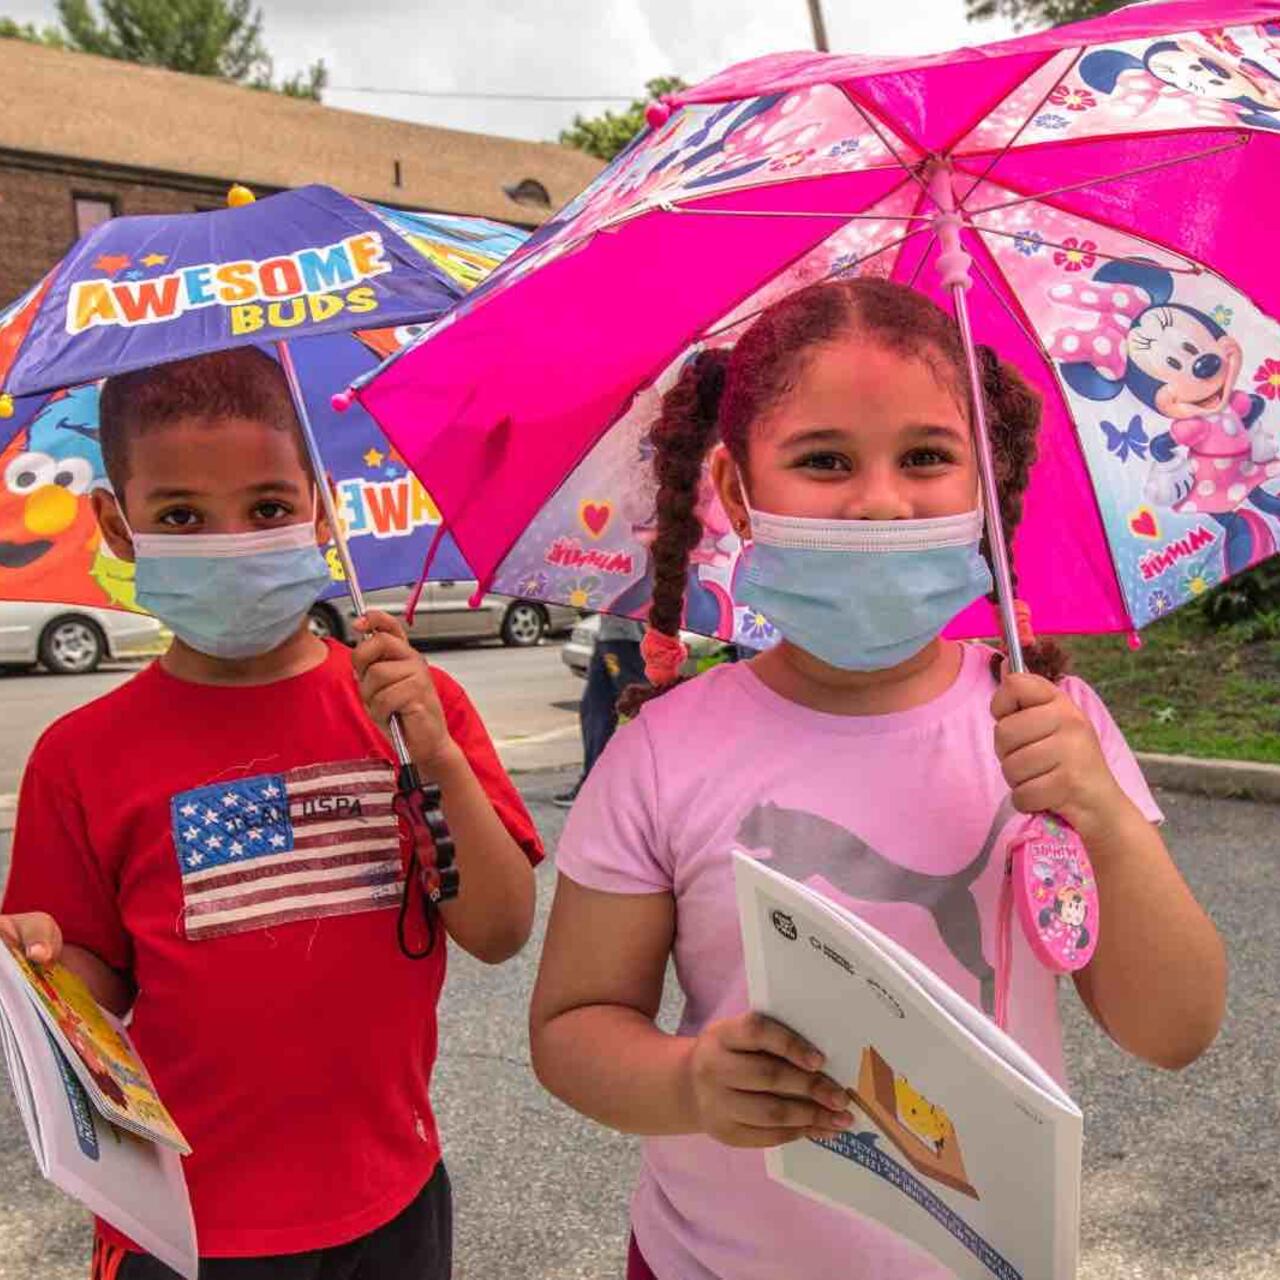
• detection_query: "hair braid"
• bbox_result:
[617,349,729,717]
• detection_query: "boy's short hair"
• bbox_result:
[99,347,304,497]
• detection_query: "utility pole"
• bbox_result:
[806,0,830,51]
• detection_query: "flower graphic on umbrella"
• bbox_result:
[769,148,815,171]
[1032,112,1068,130]
[1054,237,1097,273]
[566,575,602,609]
[827,138,862,159]
[1147,589,1174,619]
[739,609,778,646]
[1254,357,1280,401]
[1212,305,1234,329]
[1201,28,1244,57]
[516,570,550,598]
[1013,229,1045,257]
[1049,84,1097,112]
[1183,564,1219,598]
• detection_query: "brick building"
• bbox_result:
[0,39,603,303]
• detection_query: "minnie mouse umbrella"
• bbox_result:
[343,0,1280,975]
[346,0,1280,654]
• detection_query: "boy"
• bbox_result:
[0,348,541,1278]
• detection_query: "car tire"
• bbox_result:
[307,603,344,644]
[501,601,547,647]
[38,615,106,675]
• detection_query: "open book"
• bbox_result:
[733,850,1082,1280]
[0,938,197,1278]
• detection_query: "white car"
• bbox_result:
[561,613,729,679]
[310,581,581,648]
[0,601,167,674]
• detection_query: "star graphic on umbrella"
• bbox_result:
[363,447,385,468]
[93,253,132,274]
[140,253,168,267]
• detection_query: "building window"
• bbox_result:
[73,195,117,237]
[503,178,551,210]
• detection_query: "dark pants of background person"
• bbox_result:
[581,638,647,778]
[101,1164,451,1280]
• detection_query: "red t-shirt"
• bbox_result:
[2,640,542,1257]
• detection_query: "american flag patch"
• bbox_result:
[170,758,403,940]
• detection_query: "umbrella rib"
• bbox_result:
[965,251,1044,353]
[654,202,933,223]
[904,231,938,291]
[838,84,932,196]
[964,133,1250,218]
[974,225,1202,274]
[953,48,1084,206]
[699,225,935,342]
[962,227,1136,635]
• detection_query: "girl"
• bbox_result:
[529,280,1226,1280]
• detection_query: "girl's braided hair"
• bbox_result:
[619,277,1067,717]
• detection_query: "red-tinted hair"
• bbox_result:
[99,347,304,497]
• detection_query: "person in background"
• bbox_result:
[554,613,647,808]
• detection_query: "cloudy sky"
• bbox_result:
[4,0,1018,142]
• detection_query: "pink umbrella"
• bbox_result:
[347,0,1280,665]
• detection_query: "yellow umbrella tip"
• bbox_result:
[227,184,256,208]
[0,393,13,419]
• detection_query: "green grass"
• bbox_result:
[1066,611,1280,765]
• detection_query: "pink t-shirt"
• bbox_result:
[556,643,1162,1280]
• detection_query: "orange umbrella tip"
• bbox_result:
[0,393,13,419]
[227,184,256,208]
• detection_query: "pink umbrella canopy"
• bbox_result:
[352,0,1280,646]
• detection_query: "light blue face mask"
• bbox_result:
[126,517,332,660]
[736,504,994,671]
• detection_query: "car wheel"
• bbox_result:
[38,616,105,674]
[307,604,342,643]
[501,601,547,647]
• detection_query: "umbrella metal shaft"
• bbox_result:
[950,286,1026,676]
[275,339,415,768]
[928,161,1026,675]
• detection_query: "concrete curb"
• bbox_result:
[1136,752,1280,805]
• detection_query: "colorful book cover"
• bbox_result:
[2,936,190,1153]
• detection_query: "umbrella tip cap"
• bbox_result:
[0,393,12,419]
[645,99,672,128]
[227,184,256,208]
[331,388,356,413]
[1126,631,1143,652]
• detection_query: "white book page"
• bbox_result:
[0,951,198,1278]
[735,850,1082,1280]
[0,1009,45,1168]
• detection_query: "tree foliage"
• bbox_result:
[0,16,65,44]
[965,0,1126,31]
[560,76,687,162]
[0,0,326,100]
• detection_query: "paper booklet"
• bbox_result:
[0,938,197,1278]
[733,850,1082,1280]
